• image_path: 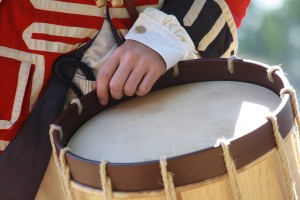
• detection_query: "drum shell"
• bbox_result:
[36,129,300,200]
[36,59,300,199]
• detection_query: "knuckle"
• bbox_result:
[131,50,140,59]
[113,47,121,55]
[136,85,150,96]
[151,65,165,74]
[109,82,122,99]
[114,46,124,56]
[124,84,135,96]
[109,81,119,93]
[125,50,139,61]
[97,70,110,81]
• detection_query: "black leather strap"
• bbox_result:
[106,4,125,46]
[0,44,90,200]
[124,0,139,23]
[106,0,139,46]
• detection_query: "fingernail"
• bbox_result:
[100,99,107,105]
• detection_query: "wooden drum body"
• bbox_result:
[37,58,300,200]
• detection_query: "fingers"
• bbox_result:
[109,60,133,99]
[125,60,163,97]
[95,40,166,105]
[96,55,119,105]
[123,65,145,97]
[136,69,161,96]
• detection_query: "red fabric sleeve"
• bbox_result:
[225,0,251,28]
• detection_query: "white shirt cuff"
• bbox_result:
[125,8,199,71]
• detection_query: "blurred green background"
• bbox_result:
[238,0,300,95]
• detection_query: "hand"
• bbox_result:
[95,39,166,105]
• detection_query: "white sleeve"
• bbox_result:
[125,7,199,71]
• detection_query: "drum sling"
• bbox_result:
[0,46,90,200]
[0,1,137,199]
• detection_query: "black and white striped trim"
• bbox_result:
[162,0,237,58]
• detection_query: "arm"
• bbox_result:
[95,0,251,104]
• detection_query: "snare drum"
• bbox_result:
[37,58,300,200]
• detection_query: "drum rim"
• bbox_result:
[52,58,294,191]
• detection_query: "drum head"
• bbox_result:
[68,81,281,163]
[53,59,294,191]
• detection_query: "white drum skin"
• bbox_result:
[68,81,281,163]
